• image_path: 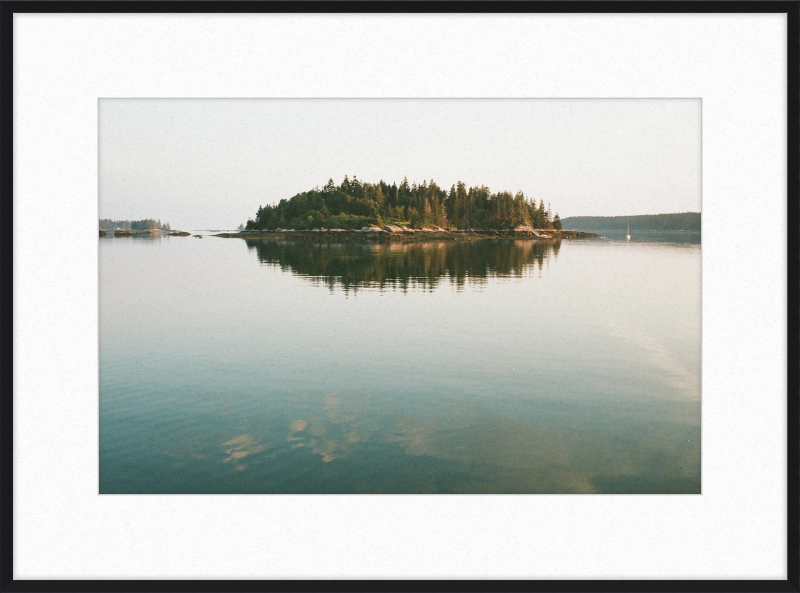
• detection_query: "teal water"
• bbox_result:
[99,232,701,493]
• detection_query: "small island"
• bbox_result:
[216,177,599,242]
[99,218,190,237]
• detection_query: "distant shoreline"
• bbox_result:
[100,229,191,237]
[214,227,600,242]
[560,212,700,232]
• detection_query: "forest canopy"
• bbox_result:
[246,176,562,231]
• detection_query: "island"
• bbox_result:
[215,177,599,242]
[99,218,190,237]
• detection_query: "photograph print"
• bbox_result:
[99,98,701,494]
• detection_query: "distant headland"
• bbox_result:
[560,212,700,232]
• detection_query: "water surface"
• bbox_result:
[99,232,700,493]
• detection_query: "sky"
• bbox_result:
[99,99,701,230]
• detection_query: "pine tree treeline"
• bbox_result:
[99,219,171,231]
[246,176,562,231]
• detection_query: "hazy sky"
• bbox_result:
[99,99,700,230]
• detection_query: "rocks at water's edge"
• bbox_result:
[214,227,600,242]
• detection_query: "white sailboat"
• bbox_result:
[626,225,631,240]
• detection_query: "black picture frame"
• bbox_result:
[1,1,797,591]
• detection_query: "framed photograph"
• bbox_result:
[4,1,797,589]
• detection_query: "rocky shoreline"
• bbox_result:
[214,226,600,242]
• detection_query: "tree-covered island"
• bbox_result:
[100,218,172,231]
[99,219,190,237]
[245,176,563,232]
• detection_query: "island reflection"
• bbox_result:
[245,239,561,292]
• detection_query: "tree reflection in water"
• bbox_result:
[245,239,561,292]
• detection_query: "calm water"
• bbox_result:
[99,232,701,494]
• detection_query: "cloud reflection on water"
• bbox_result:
[221,434,268,469]
[161,389,698,492]
[260,391,699,492]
